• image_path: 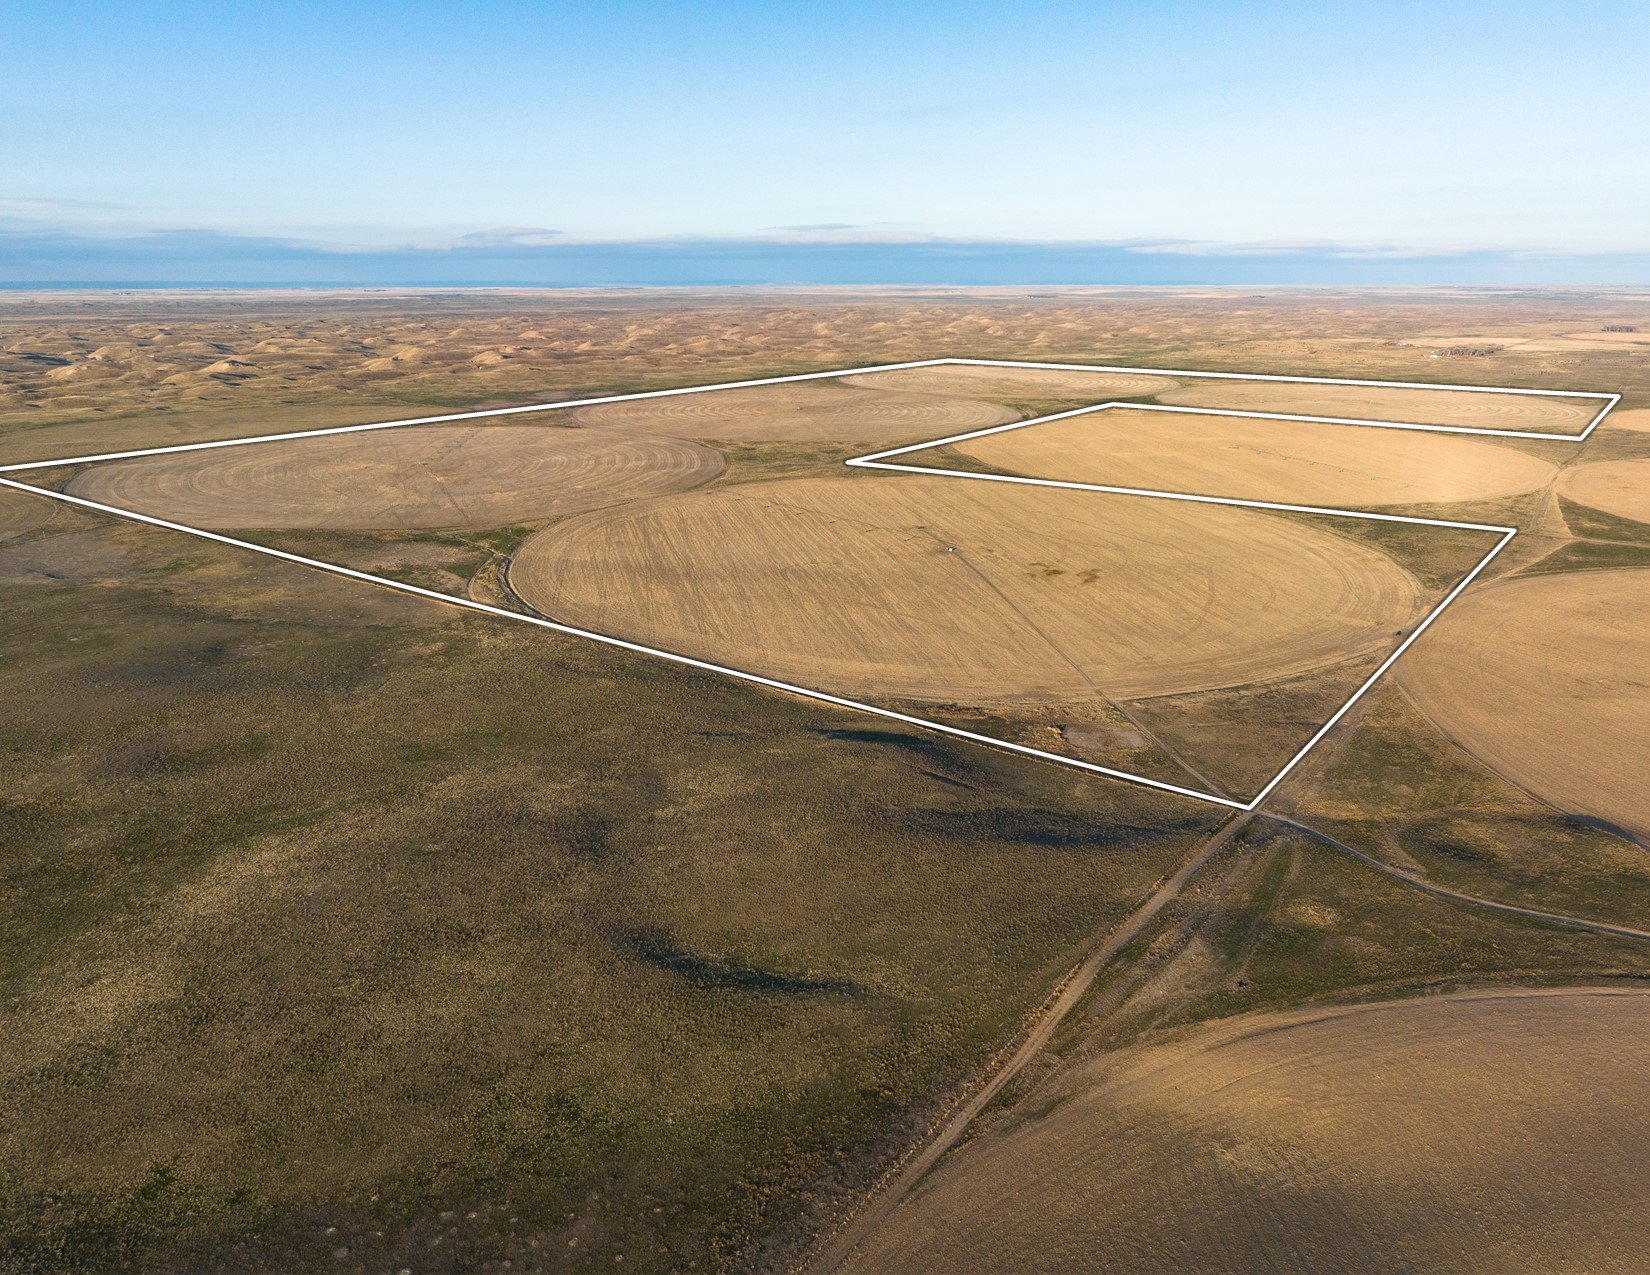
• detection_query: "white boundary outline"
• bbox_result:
[0,357,1618,813]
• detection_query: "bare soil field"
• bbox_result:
[842,989,1650,1274]
[1398,569,1650,841]
[955,408,1556,508]
[566,382,1018,443]
[62,424,722,531]
[1606,407,1650,433]
[1558,460,1650,525]
[1156,379,1602,433]
[508,475,1426,705]
[839,364,1172,401]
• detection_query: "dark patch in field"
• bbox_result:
[1567,814,1648,851]
[818,727,980,781]
[894,805,1194,851]
[614,926,865,998]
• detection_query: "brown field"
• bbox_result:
[839,364,1173,401]
[1156,379,1601,433]
[1558,460,1650,525]
[842,989,1650,1274]
[507,474,1425,704]
[1606,407,1650,433]
[566,381,1018,443]
[1398,569,1650,841]
[955,407,1556,508]
[62,424,723,531]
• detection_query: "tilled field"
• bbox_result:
[1156,379,1602,433]
[840,365,1174,401]
[566,381,1019,444]
[1557,458,1650,525]
[842,989,1650,1274]
[956,407,1556,508]
[507,474,1427,705]
[1397,568,1650,842]
[64,423,723,530]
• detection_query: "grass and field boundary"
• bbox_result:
[0,358,1619,813]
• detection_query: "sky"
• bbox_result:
[4,0,1649,283]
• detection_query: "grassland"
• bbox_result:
[4,286,1650,1273]
[0,492,1217,1273]
[841,811,1650,1273]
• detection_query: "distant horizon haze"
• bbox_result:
[4,0,1649,284]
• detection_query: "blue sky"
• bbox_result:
[4,1,1648,281]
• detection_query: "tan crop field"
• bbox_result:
[1397,569,1650,842]
[4,287,1649,1273]
[1607,407,1650,433]
[842,989,1650,1275]
[506,474,1426,705]
[839,364,1174,401]
[64,424,723,530]
[1557,459,1650,525]
[566,380,1019,443]
[1156,378,1602,433]
[954,407,1557,507]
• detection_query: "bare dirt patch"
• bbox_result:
[1558,459,1650,526]
[957,408,1555,508]
[566,382,1018,443]
[1399,569,1650,840]
[509,474,1425,705]
[1157,379,1600,434]
[842,989,1650,1275]
[63,424,722,531]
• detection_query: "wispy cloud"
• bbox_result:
[433,226,568,248]
[2,224,1646,287]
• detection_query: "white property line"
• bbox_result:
[0,358,1617,812]
[848,401,1522,808]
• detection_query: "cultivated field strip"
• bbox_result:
[839,365,1174,400]
[64,424,723,531]
[565,381,1018,443]
[0,357,1616,811]
[1399,569,1650,842]
[839,990,1650,1274]
[957,407,1557,508]
[507,476,1425,704]
[1157,378,1603,433]
[1556,459,1650,526]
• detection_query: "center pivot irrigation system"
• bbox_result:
[0,357,1619,813]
